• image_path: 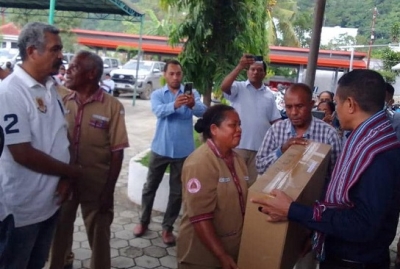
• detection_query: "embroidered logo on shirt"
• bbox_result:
[187,178,201,193]
[218,177,231,183]
[35,97,47,113]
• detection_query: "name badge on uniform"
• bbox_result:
[219,177,231,183]
[92,114,110,122]
[89,114,110,129]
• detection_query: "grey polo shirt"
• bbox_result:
[224,80,281,151]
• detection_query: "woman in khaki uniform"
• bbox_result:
[177,104,249,269]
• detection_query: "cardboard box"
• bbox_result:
[238,142,331,269]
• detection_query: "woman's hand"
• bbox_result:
[322,114,333,125]
[218,253,239,269]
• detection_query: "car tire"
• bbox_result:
[140,84,153,100]
[113,90,120,97]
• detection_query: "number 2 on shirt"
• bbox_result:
[4,114,19,134]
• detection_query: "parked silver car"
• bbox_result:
[102,57,121,78]
[110,60,165,99]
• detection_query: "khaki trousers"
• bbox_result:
[49,192,113,269]
[234,149,258,187]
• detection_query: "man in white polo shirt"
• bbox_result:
[221,54,281,186]
[0,22,81,269]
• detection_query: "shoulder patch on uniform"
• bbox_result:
[187,178,201,194]
[120,108,125,115]
[244,176,249,181]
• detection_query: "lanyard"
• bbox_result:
[206,139,246,217]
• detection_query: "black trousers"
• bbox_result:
[140,151,186,231]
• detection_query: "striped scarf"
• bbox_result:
[312,110,400,261]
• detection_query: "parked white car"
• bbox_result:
[110,60,165,99]
[0,49,19,69]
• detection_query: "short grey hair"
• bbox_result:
[18,22,60,61]
[76,50,104,83]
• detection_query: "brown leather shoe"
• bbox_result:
[161,230,176,245]
[133,223,148,237]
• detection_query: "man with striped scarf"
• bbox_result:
[252,69,400,269]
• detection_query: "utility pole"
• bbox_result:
[305,0,326,88]
[366,7,378,69]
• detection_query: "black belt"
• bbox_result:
[322,257,387,269]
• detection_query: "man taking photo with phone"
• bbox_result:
[221,54,281,186]
[133,59,207,245]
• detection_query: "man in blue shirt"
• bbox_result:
[133,59,207,245]
[252,69,400,269]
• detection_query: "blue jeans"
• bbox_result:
[0,211,59,269]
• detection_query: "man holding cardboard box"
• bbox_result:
[255,83,342,178]
[253,70,400,269]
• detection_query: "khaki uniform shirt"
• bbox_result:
[64,89,129,201]
[55,84,71,99]
[177,141,248,267]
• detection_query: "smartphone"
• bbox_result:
[184,82,193,95]
[312,111,325,120]
[254,55,263,61]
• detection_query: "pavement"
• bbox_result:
[48,95,400,269]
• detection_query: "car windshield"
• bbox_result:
[122,61,152,71]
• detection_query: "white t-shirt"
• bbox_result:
[0,65,70,227]
[101,78,115,93]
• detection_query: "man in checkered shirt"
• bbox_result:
[255,83,342,269]
[256,83,342,179]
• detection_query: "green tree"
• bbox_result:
[378,48,400,83]
[116,45,138,62]
[8,9,81,52]
[292,10,312,48]
[321,33,357,50]
[122,0,185,36]
[391,22,400,43]
[381,48,400,71]
[161,0,268,106]
[266,0,300,47]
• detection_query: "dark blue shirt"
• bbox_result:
[288,148,400,264]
